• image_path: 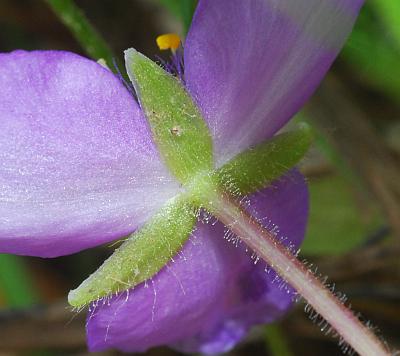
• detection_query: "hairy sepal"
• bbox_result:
[214,124,313,196]
[125,48,213,184]
[68,198,196,307]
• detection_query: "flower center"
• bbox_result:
[156,33,181,51]
[155,33,185,82]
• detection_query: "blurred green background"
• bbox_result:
[0,1,399,355]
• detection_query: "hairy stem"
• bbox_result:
[209,193,391,356]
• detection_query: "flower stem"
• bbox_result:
[209,193,391,356]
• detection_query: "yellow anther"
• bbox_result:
[156,33,181,51]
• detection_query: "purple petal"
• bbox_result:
[185,0,364,166]
[0,50,180,257]
[87,170,308,354]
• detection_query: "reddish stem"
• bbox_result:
[210,194,391,356]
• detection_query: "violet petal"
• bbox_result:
[0,50,180,257]
[184,0,364,166]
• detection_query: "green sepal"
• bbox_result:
[214,124,313,196]
[125,48,213,184]
[68,198,196,307]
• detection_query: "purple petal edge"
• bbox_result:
[185,0,364,167]
[0,50,180,257]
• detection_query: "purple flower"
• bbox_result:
[0,0,363,354]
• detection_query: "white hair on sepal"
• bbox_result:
[151,278,157,322]
[166,264,186,296]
